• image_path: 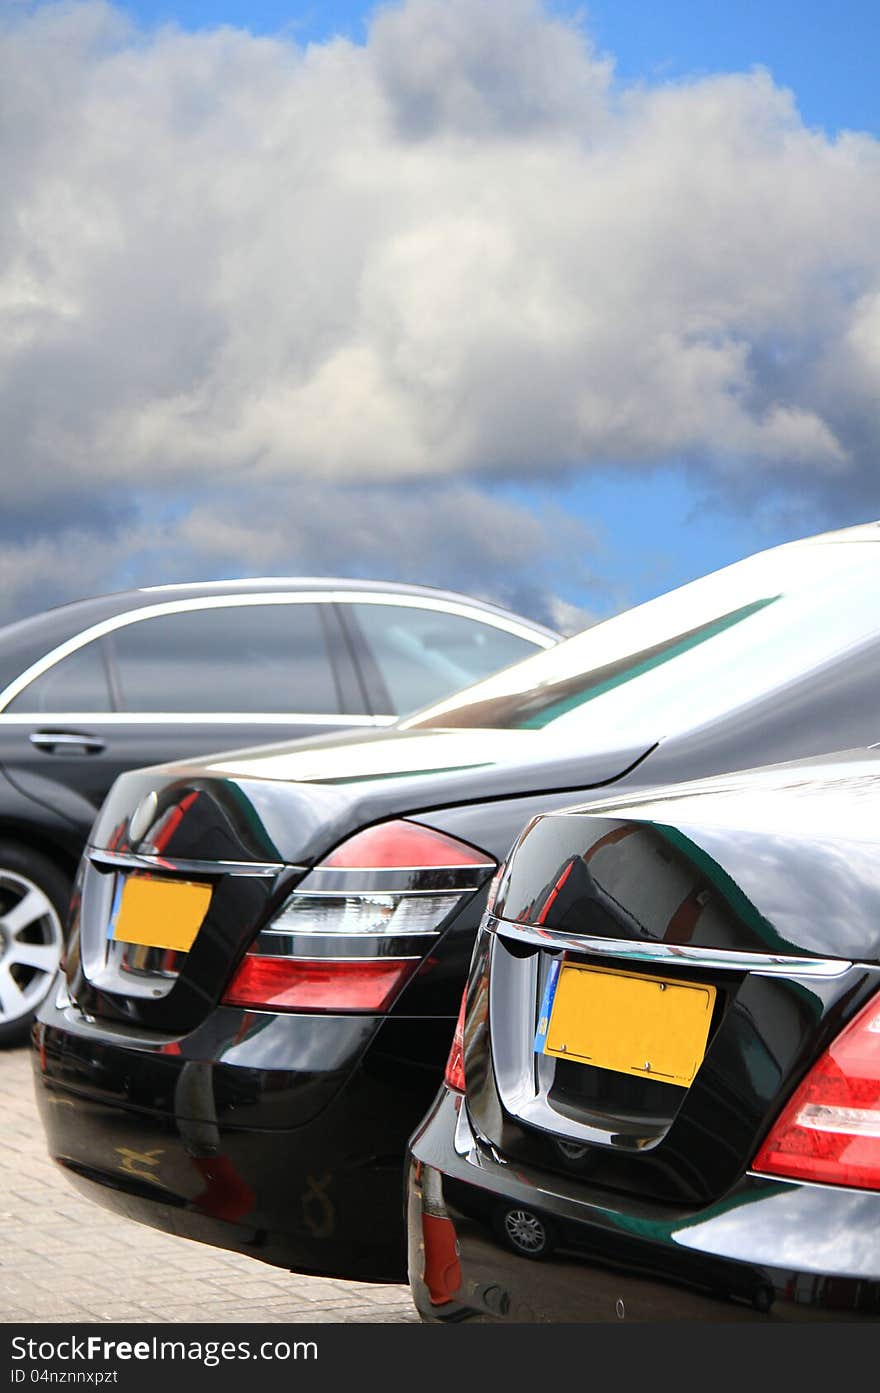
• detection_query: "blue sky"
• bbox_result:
[117,0,880,141]
[2,1,879,629]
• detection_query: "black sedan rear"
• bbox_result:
[32,522,880,1282]
[407,750,880,1321]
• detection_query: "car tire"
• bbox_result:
[492,1204,556,1260]
[0,842,70,1047]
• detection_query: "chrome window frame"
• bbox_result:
[0,590,555,719]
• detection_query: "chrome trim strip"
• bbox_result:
[29,731,104,749]
[278,891,484,902]
[88,849,290,878]
[261,924,442,939]
[744,1169,880,1198]
[243,952,422,962]
[277,887,483,899]
[491,918,853,979]
[309,862,496,875]
[0,712,394,726]
[331,591,556,644]
[0,590,553,712]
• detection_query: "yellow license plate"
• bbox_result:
[111,876,212,953]
[544,963,716,1087]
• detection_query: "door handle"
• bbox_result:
[29,731,106,755]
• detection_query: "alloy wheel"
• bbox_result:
[0,869,64,1029]
[503,1208,549,1256]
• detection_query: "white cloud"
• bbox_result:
[1,0,879,622]
[370,0,612,139]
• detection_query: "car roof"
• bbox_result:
[0,577,558,698]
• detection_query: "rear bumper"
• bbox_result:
[34,997,455,1282]
[407,1090,880,1322]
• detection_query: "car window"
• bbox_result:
[421,597,778,730]
[403,540,880,738]
[349,603,543,715]
[6,641,113,713]
[110,603,340,714]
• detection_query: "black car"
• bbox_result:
[407,748,880,1322]
[0,577,555,1041]
[32,521,880,1281]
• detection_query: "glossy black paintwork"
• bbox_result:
[40,741,880,1280]
[37,1003,380,1129]
[465,922,879,1204]
[408,1091,880,1321]
[5,719,363,825]
[407,752,880,1319]
[67,869,288,1034]
[39,764,631,1278]
[636,636,880,787]
[493,808,880,961]
[35,1009,457,1280]
[0,766,84,861]
[64,765,504,1033]
[90,738,653,868]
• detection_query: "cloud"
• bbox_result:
[370,0,612,139]
[1,0,880,624]
[0,480,601,629]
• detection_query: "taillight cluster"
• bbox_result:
[443,989,468,1093]
[223,819,495,1015]
[753,991,880,1191]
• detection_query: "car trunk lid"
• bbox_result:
[466,753,880,1206]
[67,731,654,1033]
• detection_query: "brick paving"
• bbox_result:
[0,1044,418,1324]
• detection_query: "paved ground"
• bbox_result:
[0,1044,418,1324]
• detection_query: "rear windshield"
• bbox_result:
[403,541,880,739]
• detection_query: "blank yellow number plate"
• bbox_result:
[111,876,212,953]
[544,963,716,1087]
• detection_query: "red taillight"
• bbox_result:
[223,819,495,1016]
[223,955,418,1013]
[323,819,492,868]
[444,988,468,1093]
[753,991,880,1190]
